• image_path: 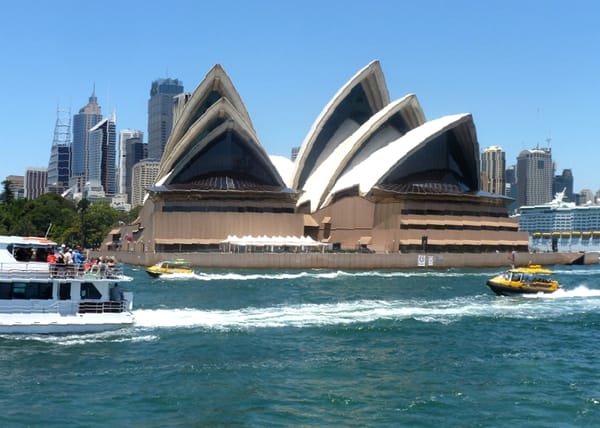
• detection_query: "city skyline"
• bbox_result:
[1,0,599,191]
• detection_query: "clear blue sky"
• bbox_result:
[1,0,598,192]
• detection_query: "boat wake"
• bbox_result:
[523,285,600,299]
[186,269,492,282]
[132,286,600,331]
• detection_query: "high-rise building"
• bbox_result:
[25,167,47,200]
[579,189,594,205]
[553,169,574,203]
[5,175,24,199]
[131,159,160,207]
[147,78,184,160]
[71,88,102,192]
[480,145,506,195]
[118,129,146,202]
[88,112,117,196]
[47,108,72,193]
[505,165,518,214]
[516,148,553,207]
[291,146,300,161]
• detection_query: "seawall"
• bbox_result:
[96,251,598,270]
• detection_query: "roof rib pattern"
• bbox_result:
[322,114,480,207]
[297,94,425,212]
[293,61,481,212]
[291,60,390,190]
[157,65,286,191]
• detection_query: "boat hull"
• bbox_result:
[145,270,162,278]
[0,313,134,334]
[486,280,558,296]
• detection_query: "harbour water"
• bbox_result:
[2,264,600,426]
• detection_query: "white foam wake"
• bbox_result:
[183,269,492,282]
[131,288,600,331]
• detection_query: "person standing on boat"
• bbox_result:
[110,284,123,301]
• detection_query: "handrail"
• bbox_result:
[0,262,128,280]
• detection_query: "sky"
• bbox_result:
[1,0,598,192]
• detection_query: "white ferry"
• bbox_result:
[0,236,134,334]
[517,189,600,253]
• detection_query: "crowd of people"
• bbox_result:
[47,244,118,277]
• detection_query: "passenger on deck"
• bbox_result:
[110,284,124,301]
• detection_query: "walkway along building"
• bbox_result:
[106,61,529,257]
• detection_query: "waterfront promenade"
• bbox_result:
[97,250,598,270]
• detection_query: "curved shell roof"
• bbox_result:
[322,113,480,207]
[153,60,482,210]
[157,65,285,190]
[297,94,425,211]
[291,60,390,190]
[163,64,255,161]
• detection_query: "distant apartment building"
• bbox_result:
[118,129,146,202]
[504,165,518,214]
[147,78,184,160]
[25,167,47,200]
[553,169,574,203]
[578,189,594,205]
[480,145,506,195]
[71,89,102,192]
[5,175,24,199]
[131,159,160,207]
[291,146,300,161]
[88,113,117,196]
[516,148,553,207]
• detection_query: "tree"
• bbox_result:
[1,179,14,204]
[83,201,123,249]
[15,193,77,240]
[77,198,91,248]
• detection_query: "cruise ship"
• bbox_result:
[516,189,600,252]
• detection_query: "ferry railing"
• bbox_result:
[78,300,130,314]
[0,300,132,314]
[0,262,127,280]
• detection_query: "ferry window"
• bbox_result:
[11,283,27,299]
[37,283,53,299]
[0,284,11,299]
[80,282,101,300]
[25,283,52,299]
[59,283,71,300]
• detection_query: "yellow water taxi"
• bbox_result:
[146,259,194,278]
[486,264,559,296]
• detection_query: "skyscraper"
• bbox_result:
[47,107,72,192]
[553,169,574,202]
[88,112,117,196]
[118,129,146,202]
[147,78,184,160]
[71,88,102,192]
[480,145,506,195]
[25,167,47,200]
[131,159,160,207]
[516,148,553,207]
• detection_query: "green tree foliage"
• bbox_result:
[83,201,126,249]
[0,193,132,249]
[1,179,14,204]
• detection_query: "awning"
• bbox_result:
[108,228,121,235]
[322,216,331,224]
[359,236,372,245]
[398,239,423,245]
[303,214,319,227]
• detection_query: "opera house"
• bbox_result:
[111,61,528,256]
